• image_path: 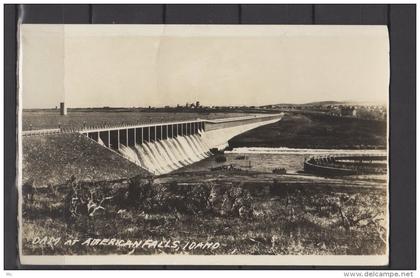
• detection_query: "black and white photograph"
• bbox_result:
[18,24,389,265]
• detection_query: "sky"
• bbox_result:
[20,25,389,109]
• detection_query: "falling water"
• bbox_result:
[97,137,105,146]
[118,133,212,175]
[115,115,282,175]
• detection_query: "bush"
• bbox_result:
[122,178,254,218]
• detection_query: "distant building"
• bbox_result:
[340,106,355,117]
[60,102,67,116]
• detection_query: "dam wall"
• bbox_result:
[202,114,282,150]
[75,114,283,175]
[204,114,281,131]
[80,120,205,150]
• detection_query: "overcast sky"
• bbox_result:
[20,25,389,109]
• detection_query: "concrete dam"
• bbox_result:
[46,113,282,175]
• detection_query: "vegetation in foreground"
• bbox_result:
[22,172,387,256]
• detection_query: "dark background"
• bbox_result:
[4,4,416,270]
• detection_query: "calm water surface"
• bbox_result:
[176,147,387,176]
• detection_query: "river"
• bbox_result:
[175,147,387,177]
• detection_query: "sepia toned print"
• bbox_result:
[18,25,389,265]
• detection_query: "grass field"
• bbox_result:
[22,171,387,256]
[229,113,387,149]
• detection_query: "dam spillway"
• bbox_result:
[76,114,283,175]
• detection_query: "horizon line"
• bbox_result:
[23,100,387,110]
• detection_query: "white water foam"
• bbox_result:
[225,147,387,156]
[97,137,105,146]
[116,116,283,175]
[118,133,212,175]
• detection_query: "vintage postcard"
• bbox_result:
[18,25,389,265]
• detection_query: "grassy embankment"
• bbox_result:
[229,113,387,149]
[22,133,150,186]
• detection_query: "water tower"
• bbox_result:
[60,102,67,116]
